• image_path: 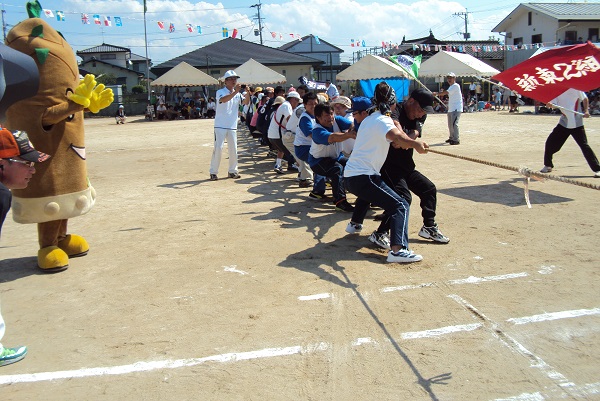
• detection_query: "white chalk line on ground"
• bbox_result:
[298,293,331,301]
[507,308,600,325]
[492,382,600,400]
[448,294,596,399]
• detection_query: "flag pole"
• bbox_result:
[476,75,584,116]
[143,0,152,120]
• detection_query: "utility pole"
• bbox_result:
[2,5,6,41]
[250,0,264,45]
[454,10,471,40]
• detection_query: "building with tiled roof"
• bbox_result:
[278,35,344,82]
[151,37,324,85]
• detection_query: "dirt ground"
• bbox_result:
[1,106,599,401]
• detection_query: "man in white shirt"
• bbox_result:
[325,79,339,101]
[434,72,463,145]
[209,70,250,181]
[268,93,301,174]
[540,89,600,177]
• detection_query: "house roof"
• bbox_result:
[493,3,600,32]
[278,35,344,53]
[79,59,145,77]
[76,43,131,54]
[152,38,324,76]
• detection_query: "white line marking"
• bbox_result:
[538,265,556,275]
[352,337,376,346]
[223,265,248,275]
[298,293,331,301]
[401,323,482,340]
[380,283,435,293]
[492,392,545,401]
[447,272,528,285]
[507,308,600,325]
[0,343,329,385]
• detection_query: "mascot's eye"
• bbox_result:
[67,115,74,121]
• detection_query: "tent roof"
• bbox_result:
[233,58,286,85]
[418,51,500,77]
[336,54,411,81]
[150,62,218,87]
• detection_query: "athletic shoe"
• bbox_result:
[449,140,460,145]
[228,172,241,179]
[0,346,27,367]
[274,165,284,174]
[299,179,312,188]
[309,191,326,199]
[418,224,450,243]
[595,171,600,178]
[335,199,354,212]
[540,166,553,173]
[210,174,218,181]
[287,163,299,172]
[387,249,423,263]
[368,231,391,250]
[445,138,452,143]
[345,222,363,234]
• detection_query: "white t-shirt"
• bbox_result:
[214,87,244,130]
[344,111,394,177]
[294,111,315,147]
[268,101,293,139]
[286,105,304,132]
[340,113,355,155]
[447,83,463,112]
[551,89,587,129]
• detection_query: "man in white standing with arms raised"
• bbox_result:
[209,70,249,181]
[434,72,463,145]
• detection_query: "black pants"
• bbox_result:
[269,138,295,165]
[311,156,348,203]
[544,124,600,171]
[380,167,437,228]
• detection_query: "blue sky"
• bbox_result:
[4,0,570,65]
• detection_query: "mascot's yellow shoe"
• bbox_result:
[57,234,89,257]
[38,246,69,273]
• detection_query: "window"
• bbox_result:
[528,12,532,26]
[116,77,127,85]
[589,28,599,42]
[531,34,542,45]
[513,37,523,47]
[565,31,577,44]
[100,54,116,60]
[282,69,286,75]
[210,70,220,76]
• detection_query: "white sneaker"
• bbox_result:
[540,166,553,173]
[368,231,391,250]
[345,222,363,234]
[387,249,423,263]
[594,171,600,178]
[418,224,449,243]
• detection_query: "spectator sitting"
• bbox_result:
[115,105,126,124]
[206,97,216,118]
[156,103,167,120]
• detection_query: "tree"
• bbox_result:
[95,72,117,86]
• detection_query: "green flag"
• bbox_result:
[390,54,422,79]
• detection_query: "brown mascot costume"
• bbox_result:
[5,1,113,272]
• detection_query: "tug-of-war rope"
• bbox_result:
[427,148,600,208]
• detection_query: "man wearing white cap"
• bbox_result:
[209,70,250,180]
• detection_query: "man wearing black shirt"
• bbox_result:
[376,88,449,244]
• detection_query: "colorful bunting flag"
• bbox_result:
[186,24,193,33]
[314,36,320,45]
[157,21,164,30]
[104,16,111,26]
[351,39,355,47]
[56,11,65,21]
[169,23,175,33]
[114,17,122,27]
[232,29,238,39]
[271,32,276,39]
[222,27,228,37]
[43,9,54,18]
[93,14,101,25]
[361,40,366,47]
[81,13,90,24]
[196,26,202,34]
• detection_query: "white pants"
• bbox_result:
[209,128,238,175]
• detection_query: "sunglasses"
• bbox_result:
[8,158,35,167]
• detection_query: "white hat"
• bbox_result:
[286,91,302,102]
[222,70,240,80]
[447,72,456,77]
[272,96,286,106]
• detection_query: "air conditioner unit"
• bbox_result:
[507,32,513,38]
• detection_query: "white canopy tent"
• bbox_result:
[418,51,500,77]
[232,58,286,85]
[151,61,218,87]
[336,54,412,81]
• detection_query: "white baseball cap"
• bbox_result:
[286,91,302,102]
[222,70,240,80]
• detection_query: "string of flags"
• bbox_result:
[381,41,553,53]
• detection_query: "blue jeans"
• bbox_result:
[345,174,410,249]
[295,145,325,194]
